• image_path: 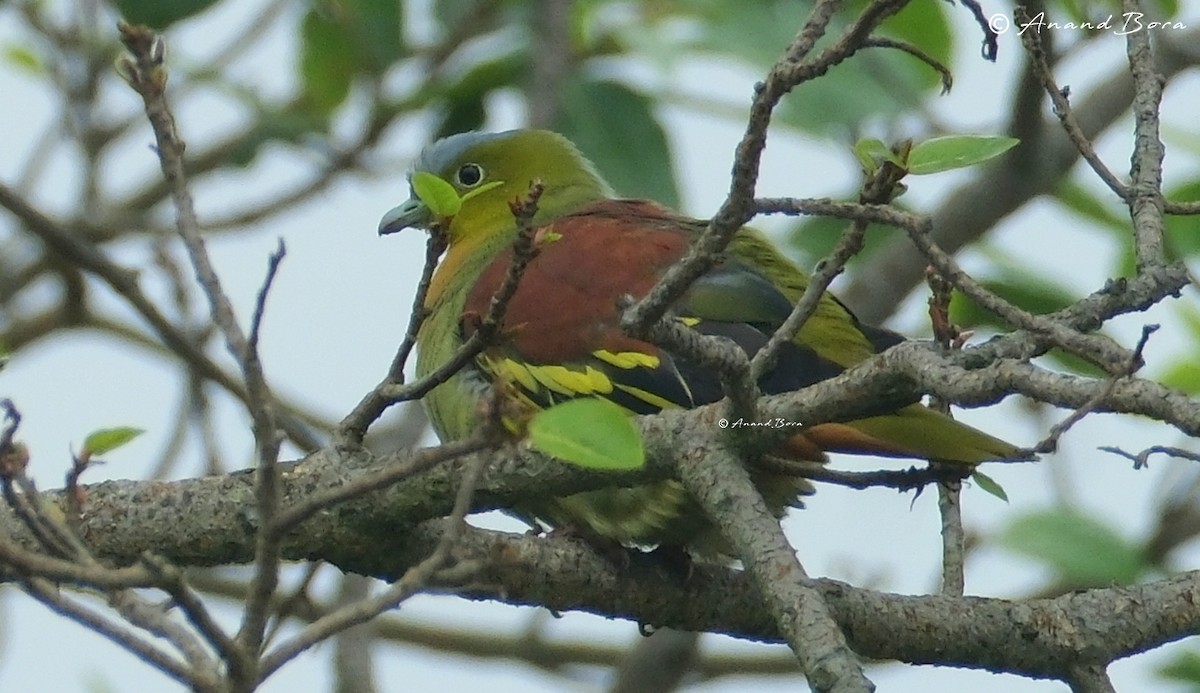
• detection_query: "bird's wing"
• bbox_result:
[462,200,870,418]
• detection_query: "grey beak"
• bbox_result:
[378,198,433,235]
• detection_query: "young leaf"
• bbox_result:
[971,470,1008,502]
[852,138,902,174]
[410,171,462,218]
[528,398,645,471]
[907,135,1019,175]
[83,427,145,456]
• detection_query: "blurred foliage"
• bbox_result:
[1159,649,1200,691]
[1157,301,1200,394]
[999,508,1153,587]
[91,0,978,214]
[113,0,222,29]
[554,77,679,207]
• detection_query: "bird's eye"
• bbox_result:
[455,163,484,188]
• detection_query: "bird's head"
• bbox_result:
[378,129,612,243]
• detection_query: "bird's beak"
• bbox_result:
[378,197,433,236]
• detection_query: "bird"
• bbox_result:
[379,128,1023,555]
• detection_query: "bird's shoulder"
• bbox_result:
[462,198,693,364]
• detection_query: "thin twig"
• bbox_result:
[340,183,545,441]
[259,454,490,681]
[270,436,493,537]
[0,182,321,452]
[1099,445,1200,469]
[262,562,324,649]
[926,269,965,597]
[1032,324,1157,454]
[902,217,1137,373]
[0,534,154,589]
[862,37,952,93]
[1015,7,1128,201]
[141,553,243,672]
[119,25,288,668]
[109,589,218,678]
[238,241,290,660]
[633,313,758,425]
[1120,0,1168,271]
[749,148,907,384]
[338,232,446,443]
[117,24,250,365]
[21,577,217,691]
[389,233,448,382]
[757,455,940,491]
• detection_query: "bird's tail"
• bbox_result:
[787,404,1027,464]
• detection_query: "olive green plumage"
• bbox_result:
[379,129,1022,553]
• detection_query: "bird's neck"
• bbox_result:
[425,183,605,308]
[425,222,517,310]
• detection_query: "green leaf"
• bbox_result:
[1053,181,1128,236]
[1000,509,1148,587]
[1155,301,1200,393]
[443,52,527,101]
[971,470,1008,502]
[299,9,358,117]
[555,78,680,208]
[343,0,405,72]
[528,398,645,471]
[853,138,902,174]
[227,111,327,168]
[948,276,1075,326]
[1164,180,1200,258]
[1158,649,1200,686]
[1150,0,1181,19]
[787,215,888,267]
[3,43,44,75]
[907,135,1019,175]
[946,266,1109,377]
[434,51,527,139]
[434,93,487,140]
[113,0,221,29]
[1159,360,1200,394]
[879,0,952,82]
[432,0,485,32]
[410,172,462,217]
[83,427,145,456]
